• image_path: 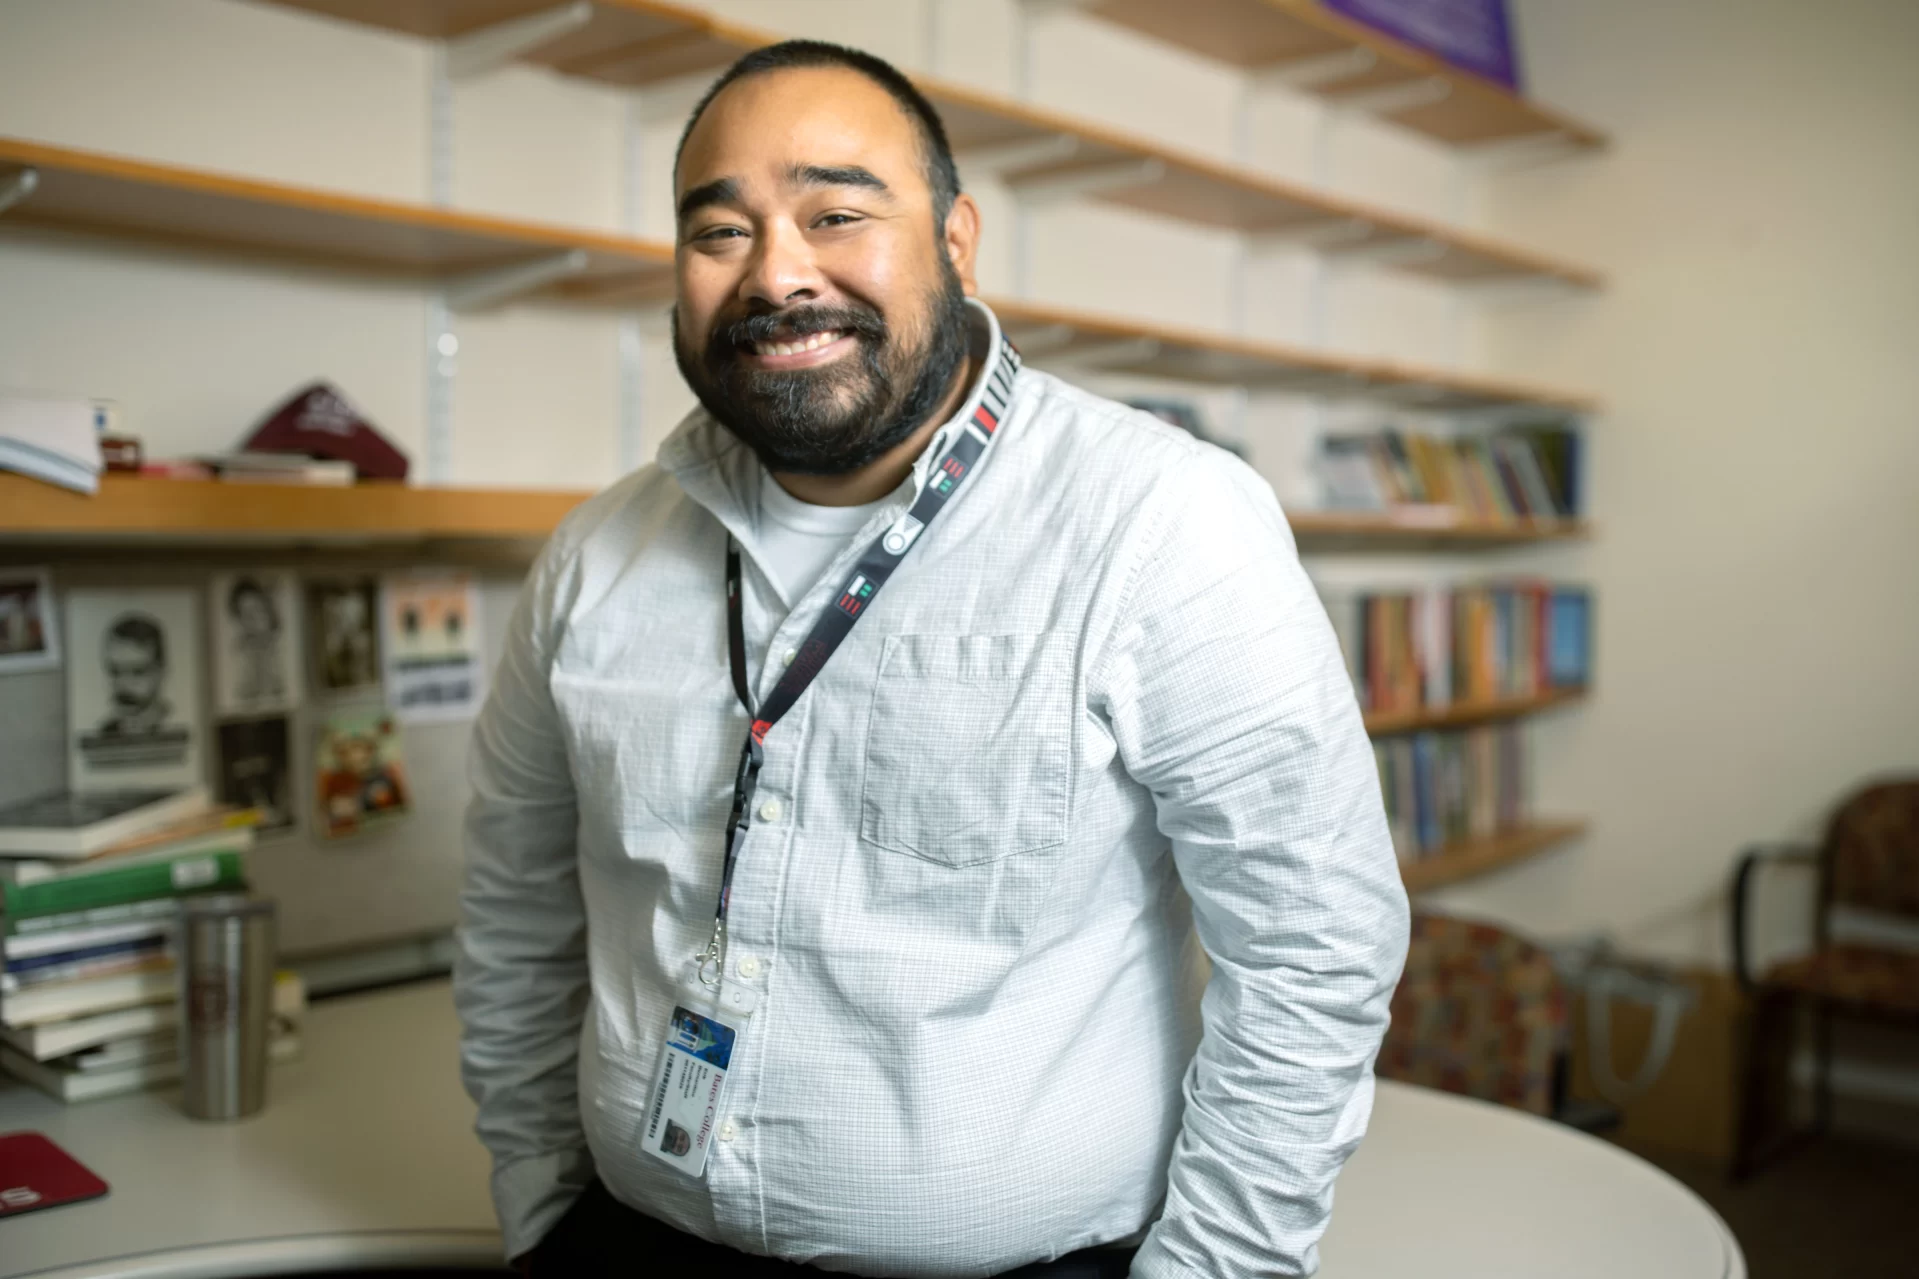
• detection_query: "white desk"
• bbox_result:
[0,980,1743,1278]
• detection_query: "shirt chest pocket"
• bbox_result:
[859,632,1073,868]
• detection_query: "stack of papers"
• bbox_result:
[0,392,108,495]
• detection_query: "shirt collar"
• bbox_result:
[657,297,1010,545]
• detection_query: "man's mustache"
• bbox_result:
[711,304,887,354]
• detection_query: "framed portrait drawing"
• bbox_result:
[65,587,204,791]
[0,568,61,675]
[210,572,300,715]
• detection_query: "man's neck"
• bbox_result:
[770,353,980,508]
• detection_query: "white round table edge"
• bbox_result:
[7,1229,505,1279]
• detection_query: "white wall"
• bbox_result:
[5,0,1911,966]
[1441,0,1919,967]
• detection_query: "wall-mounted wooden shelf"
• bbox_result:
[0,138,672,299]
[1400,819,1586,892]
[0,138,1598,412]
[254,0,1600,289]
[0,474,591,543]
[991,297,1598,412]
[1081,0,1607,152]
[1363,687,1585,736]
[1288,510,1591,550]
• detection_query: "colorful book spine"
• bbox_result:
[1,850,245,920]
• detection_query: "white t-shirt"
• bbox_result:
[755,469,889,601]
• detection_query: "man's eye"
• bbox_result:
[815,214,862,228]
[694,226,745,242]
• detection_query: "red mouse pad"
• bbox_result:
[0,1132,110,1218]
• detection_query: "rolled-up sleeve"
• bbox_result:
[1100,449,1410,1278]
[455,542,594,1261]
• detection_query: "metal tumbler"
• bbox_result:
[177,894,277,1121]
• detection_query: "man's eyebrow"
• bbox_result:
[677,176,740,222]
[786,164,893,197]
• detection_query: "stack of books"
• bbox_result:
[0,391,111,495]
[1316,424,1583,525]
[0,786,293,1103]
[1375,725,1527,864]
[1320,582,1593,716]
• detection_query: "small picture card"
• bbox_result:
[210,572,300,715]
[313,705,410,840]
[216,715,295,839]
[66,587,203,790]
[381,571,485,723]
[307,577,381,696]
[0,567,61,675]
[643,1003,740,1179]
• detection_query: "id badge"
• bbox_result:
[642,976,758,1178]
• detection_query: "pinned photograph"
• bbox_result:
[0,567,60,675]
[381,572,485,723]
[66,588,203,790]
[307,577,381,694]
[216,716,295,839]
[313,706,410,840]
[210,572,299,715]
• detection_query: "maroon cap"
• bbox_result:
[241,382,410,481]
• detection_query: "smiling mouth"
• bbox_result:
[749,328,848,358]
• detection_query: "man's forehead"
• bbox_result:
[677,65,923,192]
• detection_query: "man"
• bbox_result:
[225,576,286,705]
[457,39,1408,1279]
[97,613,172,736]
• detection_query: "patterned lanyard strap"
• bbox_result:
[697,337,1021,987]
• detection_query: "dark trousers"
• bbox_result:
[531,1180,1138,1278]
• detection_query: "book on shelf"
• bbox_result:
[0,392,111,495]
[2,811,257,887]
[199,451,357,486]
[0,785,214,859]
[1319,581,1592,718]
[0,971,305,1102]
[0,1030,300,1104]
[0,969,304,1062]
[1314,424,1583,525]
[1376,725,1529,865]
[0,846,247,921]
[2,934,172,992]
[0,964,176,1028]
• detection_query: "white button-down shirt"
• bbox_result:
[456,300,1409,1277]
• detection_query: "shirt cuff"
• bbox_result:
[491,1146,596,1261]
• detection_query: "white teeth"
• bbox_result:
[753,330,843,357]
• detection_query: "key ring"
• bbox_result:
[696,919,727,989]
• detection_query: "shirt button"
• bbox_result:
[718,1119,738,1142]
[758,798,782,822]
[782,648,797,667]
[737,955,763,979]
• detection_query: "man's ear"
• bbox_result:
[943,193,983,297]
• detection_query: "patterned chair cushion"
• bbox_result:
[1378,914,1565,1116]
[1763,943,1919,1016]
[1827,779,1919,918]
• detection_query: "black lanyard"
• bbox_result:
[697,337,1021,986]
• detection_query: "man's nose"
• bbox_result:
[738,220,824,309]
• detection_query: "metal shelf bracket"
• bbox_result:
[1331,76,1454,117]
[0,167,39,217]
[447,250,590,312]
[956,135,1080,181]
[448,2,596,80]
[1009,157,1166,207]
[1259,47,1379,90]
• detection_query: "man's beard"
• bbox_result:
[674,263,971,476]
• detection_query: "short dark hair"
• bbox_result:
[105,613,165,665]
[674,40,962,227]
[227,576,279,628]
